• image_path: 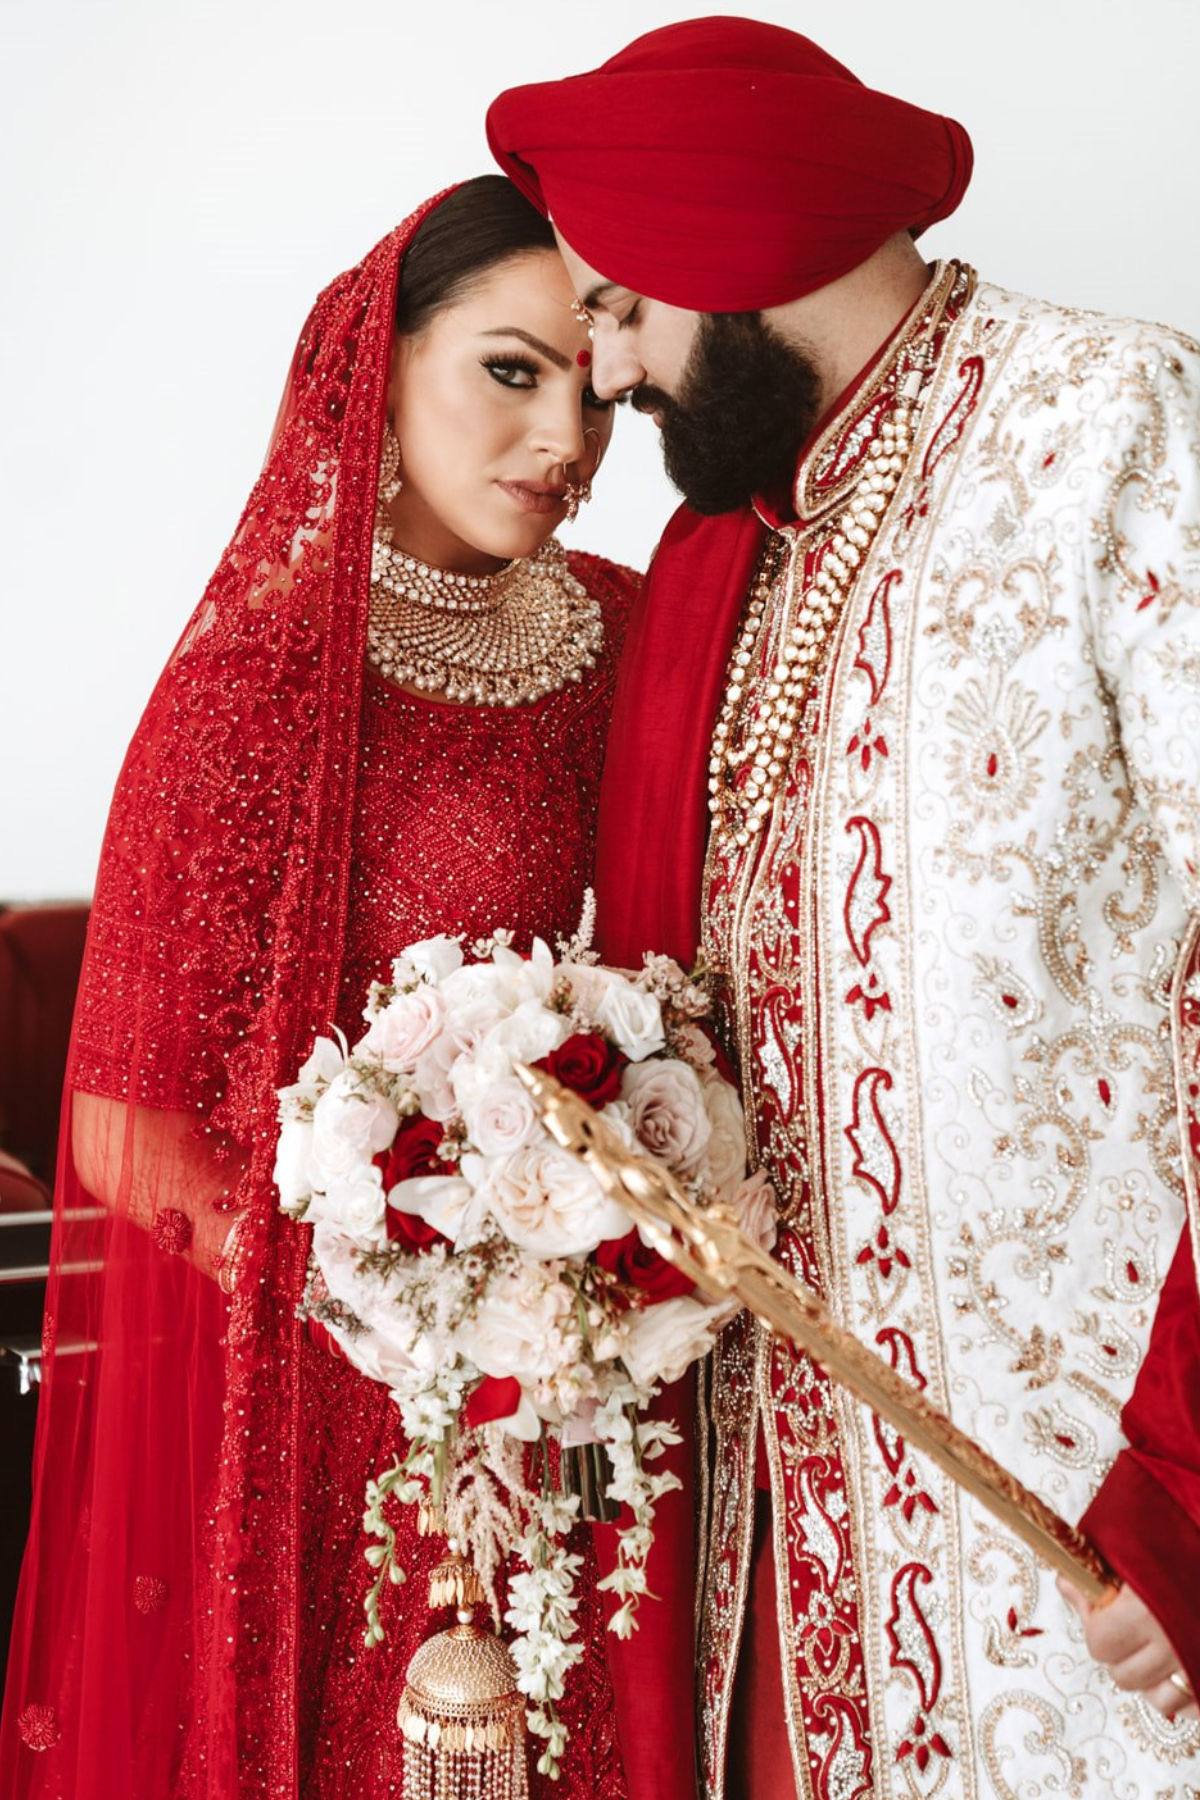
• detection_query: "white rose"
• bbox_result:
[274,1114,315,1214]
[700,1072,747,1200]
[477,1141,630,1258]
[411,1031,462,1124]
[310,1222,420,1383]
[401,935,464,985]
[728,1169,778,1254]
[466,1075,539,1157]
[359,984,446,1072]
[622,1060,712,1175]
[310,1071,399,1183]
[621,1295,719,1387]
[451,1002,570,1112]
[597,978,666,1062]
[461,1265,577,1386]
[308,1165,388,1248]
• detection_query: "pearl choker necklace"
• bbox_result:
[371,534,516,617]
[366,529,604,707]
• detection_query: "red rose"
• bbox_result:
[534,1032,628,1107]
[464,1375,523,1428]
[594,1229,696,1302]
[375,1115,454,1250]
[375,1114,454,1187]
[385,1207,449,1252]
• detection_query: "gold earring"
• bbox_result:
[377,424,403,523]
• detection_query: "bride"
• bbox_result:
[1,176,635,1798]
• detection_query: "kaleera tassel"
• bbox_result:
[398,1535,528,1800]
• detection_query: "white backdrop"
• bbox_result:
[3,0,1198,898]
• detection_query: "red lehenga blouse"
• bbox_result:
[297,664,633,1797]
[0,192,633,1800]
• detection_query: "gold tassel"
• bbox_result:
[398,1610,528,1800]
[427,1547,486,1611]
[416,1498,445,1539]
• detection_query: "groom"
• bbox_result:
[490,17,1200,1800]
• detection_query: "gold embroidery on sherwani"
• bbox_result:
[698,268,1200,1796]
[699,265,979,1800]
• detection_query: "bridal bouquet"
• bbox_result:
[275,910,773,1770]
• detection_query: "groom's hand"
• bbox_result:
[1058,1577,1198,1721]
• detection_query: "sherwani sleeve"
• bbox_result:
[1079,324,1200,1685]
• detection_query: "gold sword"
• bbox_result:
[515,1062,1116,1602]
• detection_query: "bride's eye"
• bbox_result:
[481,355,539,390]
[583,387,617,412]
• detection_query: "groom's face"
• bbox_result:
[555,236,698,411]
[556,235,822,515]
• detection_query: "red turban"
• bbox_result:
[487,16,973,312]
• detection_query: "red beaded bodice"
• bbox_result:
[299,553,634,1799]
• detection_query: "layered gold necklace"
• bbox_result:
[367,530,603,706]
[708,261,969,849]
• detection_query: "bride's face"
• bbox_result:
[384,248,615,573]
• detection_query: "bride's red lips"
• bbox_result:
[497,480,567,515]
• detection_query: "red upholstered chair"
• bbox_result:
[0,903,90,1211]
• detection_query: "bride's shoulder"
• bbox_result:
[565,548,643,624]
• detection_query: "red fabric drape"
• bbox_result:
[3,187,644,1797]
[592,502,759,1800]
[595,503,764,970]
[0,193,435,1796]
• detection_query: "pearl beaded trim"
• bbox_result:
[708,263,965,849]
[371,532,515,617]
[367,530,603,707]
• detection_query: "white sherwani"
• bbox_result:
[700,267,1200,1798]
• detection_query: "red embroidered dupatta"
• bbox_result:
[0,195,447,1797]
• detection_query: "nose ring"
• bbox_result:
[565,428,605,522]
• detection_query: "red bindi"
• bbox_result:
[576,349,592,368]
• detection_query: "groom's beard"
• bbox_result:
[635,312,824,516]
